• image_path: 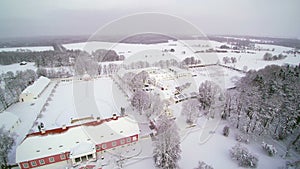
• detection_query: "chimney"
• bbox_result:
[41,129,46,134]
[112,114,117,120]
[62,125,67,130]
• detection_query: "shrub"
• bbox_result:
[235,134,250,144]
[194,161,214,169]
[230,144,258,168]
[262,142,277,156]
[223,126,230,137]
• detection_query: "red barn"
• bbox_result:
[16,116,139,169]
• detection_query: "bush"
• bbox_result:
[235,134,250,144]
[262,142,277,156]
[230,144,258,168]
[223,126,230,137]
[194,161,214,169]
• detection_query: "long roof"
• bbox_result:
[16,116,139,163]
[21,76,50,96]
[0,111,20,131]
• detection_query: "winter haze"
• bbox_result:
[0,0,299,38]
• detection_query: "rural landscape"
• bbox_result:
[0,1,299,169]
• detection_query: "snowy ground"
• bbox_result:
[191,65,245,89]
[217,51,299,71]
[0,62,37,74]
[1,40,299,168]
[0,46,53,52]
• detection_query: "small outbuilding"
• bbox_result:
[19,76,50,102]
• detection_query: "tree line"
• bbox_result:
[223,64,300,152]
[0,70,37,110]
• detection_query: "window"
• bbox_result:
[87,154,93,159]
[60,154,66,160]
[22,163,29,168]
[81,156,87,161]
[39,159,45,165]
[49,157,55,163]
[101,143,107,149]
[96,145,101,150]
[75,158,80,163]
[112,141,117,147]
[120,139,125,145]
[127,137,131,143]
[31,161,37,167]
[132,136,137,141]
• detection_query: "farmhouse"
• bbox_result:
[16,116,139,169]
[0,111,21,133]
[19,76,50,102]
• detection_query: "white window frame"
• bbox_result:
[49,157,55,163]
[22,163,29,168]
[60,154,66,160]
[127,137,131,143]
[39,159,45,165]
[112,141,117,147]
[31,161,37,167]
[101,143,107,149]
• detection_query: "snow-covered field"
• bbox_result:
[0,46,53,52]
[0,62,37,74]
[1,39,299,168]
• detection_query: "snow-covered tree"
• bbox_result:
[147,93,164,118]
[181,99,201,124]
[130,90,150,115]
[230,143,258,168]
[0,88,8,110]
[131,70,149,90]
[223,57,231,64]
[223,126,230,137]
[74,52,98,76]
[262,142,277,156]
[227,65,300,142]
[153,114,181,169]
[0,127,15,168]
[194,161,214,169]
[198,80,221,110]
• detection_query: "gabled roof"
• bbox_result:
[21,76,50,96]
[16,116,139,163]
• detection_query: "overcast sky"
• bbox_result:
[0,0,299,39]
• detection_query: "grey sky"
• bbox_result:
[0,0,299,38]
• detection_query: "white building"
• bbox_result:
[0,111,21,133]
[16,116,139,169]
[19,76,50,102]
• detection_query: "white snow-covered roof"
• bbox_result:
[70,142,95,158]
[0,111,20,131]
[16,116,139,163]
[22,76,50,96]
